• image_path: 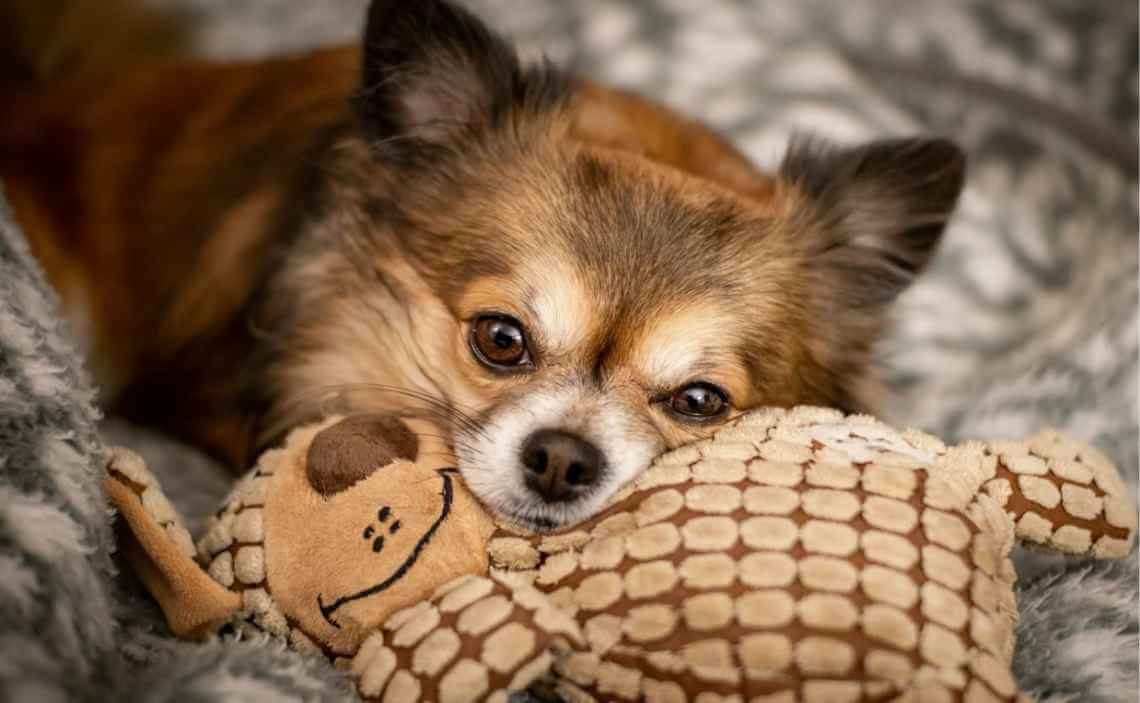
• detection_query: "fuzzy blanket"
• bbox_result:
[2,1,1137,701]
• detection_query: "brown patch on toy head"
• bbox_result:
[306,414,419,496]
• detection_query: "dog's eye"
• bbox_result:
[471,314,532,370]
[668,382,729,420]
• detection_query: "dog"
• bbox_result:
[0,0,965,531]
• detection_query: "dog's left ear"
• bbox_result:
[353,0,565,147]
[782,135,966,310]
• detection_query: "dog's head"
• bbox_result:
[266,0,965,532]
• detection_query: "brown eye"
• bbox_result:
[669,382,729,420]
[471,314,532,370]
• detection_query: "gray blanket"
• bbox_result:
[2,1,1137,701]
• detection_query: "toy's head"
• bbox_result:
[104,407,1136,702]
[264,415,502,649]
[108,414,498,652]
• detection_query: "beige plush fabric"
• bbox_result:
[104,407,1136,702]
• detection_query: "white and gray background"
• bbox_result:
[2,1,1136,701]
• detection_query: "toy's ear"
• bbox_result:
[983,432,1137,558]
[103,448,240,638]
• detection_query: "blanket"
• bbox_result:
[2,1,1136,700]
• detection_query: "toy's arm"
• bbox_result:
[103,447,241,638]
[981,431,1136,557]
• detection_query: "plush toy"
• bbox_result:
[103,407,1136,703]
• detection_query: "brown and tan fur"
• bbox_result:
[1,0,965,530]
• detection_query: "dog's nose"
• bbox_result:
[520,429,602,502]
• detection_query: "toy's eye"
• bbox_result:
[470,314,533,371]
[667,382,730,421]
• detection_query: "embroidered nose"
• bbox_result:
[520,429,602,503]
[306,414,418,497]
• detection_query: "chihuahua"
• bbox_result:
[0,0,964,531]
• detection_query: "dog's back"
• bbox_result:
[0,2,364,461]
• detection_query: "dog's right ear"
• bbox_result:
[353,0,566,148]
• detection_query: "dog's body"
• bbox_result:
[2,45,362,464]
[1,1,965,530]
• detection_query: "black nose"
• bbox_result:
[520,429,603,503]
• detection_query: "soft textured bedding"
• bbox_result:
[1,1,1136,701]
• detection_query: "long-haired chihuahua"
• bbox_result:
[0,0,964,531]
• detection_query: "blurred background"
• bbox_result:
[1,1,1136,701]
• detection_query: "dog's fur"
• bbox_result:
[0,0,965,529]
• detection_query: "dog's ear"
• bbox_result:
[779,136,965,412]
[782,136,966,310]
[353,0,566,147]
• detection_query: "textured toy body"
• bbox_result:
[104,407,1136,703]
[482,407,1135,702]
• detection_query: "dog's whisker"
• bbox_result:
[266,381,489,448]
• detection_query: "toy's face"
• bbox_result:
[313,467,456,628]
[262,417,496,652]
